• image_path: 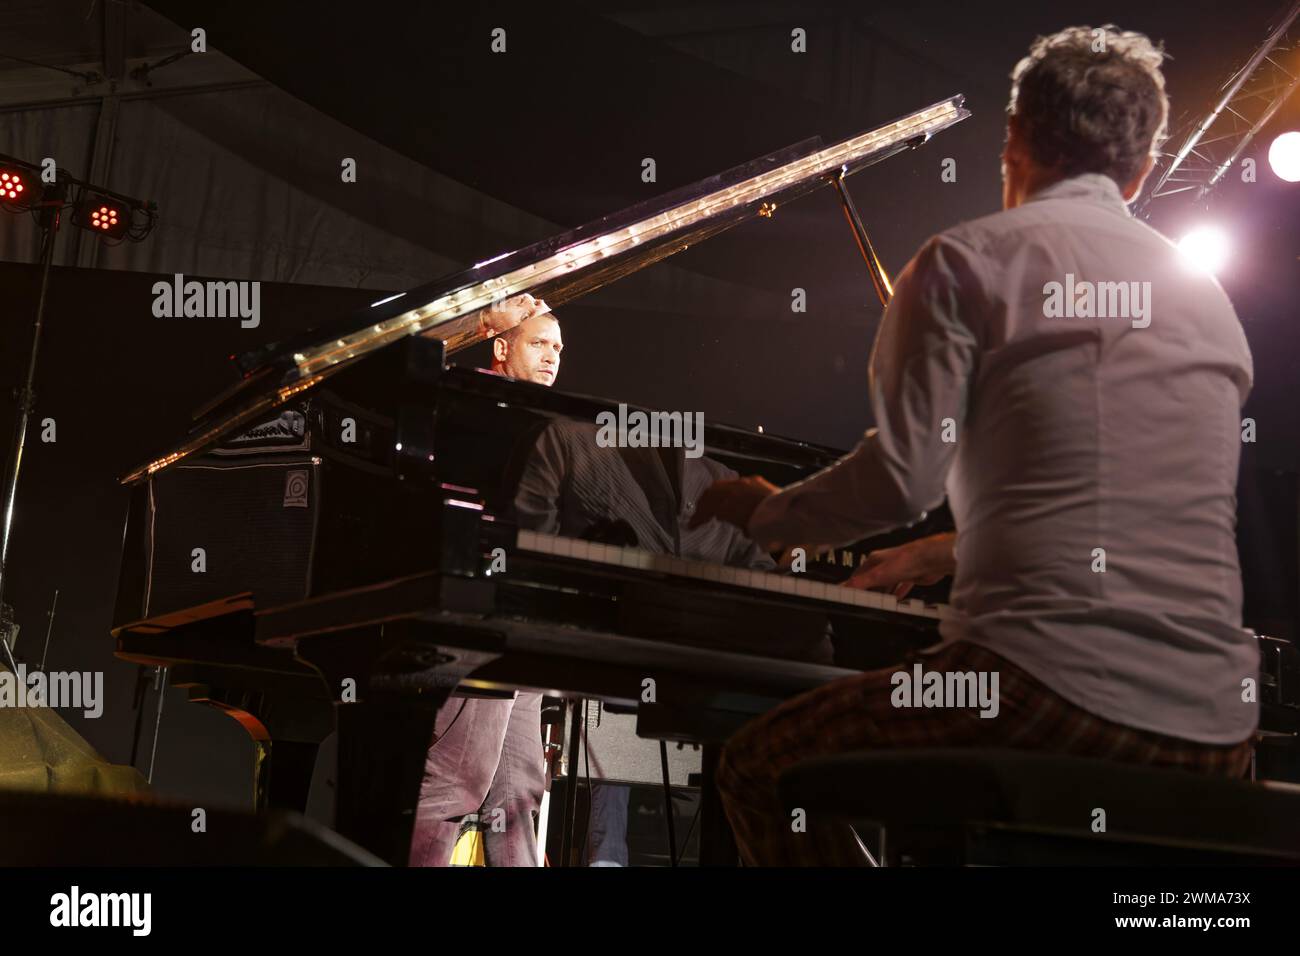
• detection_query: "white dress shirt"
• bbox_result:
[749,173,1257,744]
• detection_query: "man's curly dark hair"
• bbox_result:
[1008,25,1168,188]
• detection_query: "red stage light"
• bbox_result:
[0,166,39,206]
[73,193,129,239]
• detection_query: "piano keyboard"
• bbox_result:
[515,529,952,621]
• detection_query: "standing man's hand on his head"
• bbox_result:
[480,293,549,337]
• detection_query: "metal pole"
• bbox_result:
[38,587,57,673]
[659,740,678,867]
[558,698,583,866]
[1205,69,1300,193]
[147,664,169,784]
[1144,0,1300,205]
[831,168,894,307]
[0,187,63,665]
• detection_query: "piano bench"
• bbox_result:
[777,748,1300,865]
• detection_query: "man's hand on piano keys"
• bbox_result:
[843,532,957,599]
[688,475,780,536]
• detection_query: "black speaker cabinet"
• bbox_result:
[113,393,444,627]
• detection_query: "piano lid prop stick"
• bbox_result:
[831,167,894,307]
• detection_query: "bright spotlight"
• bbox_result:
[1177,226,1230,275]
[1268,131,1300,182]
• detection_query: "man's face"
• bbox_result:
[497,314,563,386]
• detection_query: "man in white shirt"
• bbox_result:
[691,24,1257,866]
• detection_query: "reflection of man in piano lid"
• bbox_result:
[482,292,563,386]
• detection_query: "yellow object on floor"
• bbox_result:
[0,681,148,796]
[448,813,487,866]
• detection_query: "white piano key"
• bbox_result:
[791,578,821,601]
[523,534,951,627]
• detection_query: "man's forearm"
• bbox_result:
[747,432,943,552]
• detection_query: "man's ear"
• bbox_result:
[1003,116,1027,168]
[492,336,509,364]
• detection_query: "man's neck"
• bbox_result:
[1016,166,1068,207]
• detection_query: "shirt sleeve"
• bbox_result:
[512,422,571,535]
[747,233,983,551]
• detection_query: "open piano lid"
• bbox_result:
[123,95,969,485]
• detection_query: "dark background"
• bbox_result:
[0,0,1296,811]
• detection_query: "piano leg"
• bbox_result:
[333,695,442,865]
[698,745,739,867]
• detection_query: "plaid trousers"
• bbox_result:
[716,641,1255,866]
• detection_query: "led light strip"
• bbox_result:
[291,98,967,379]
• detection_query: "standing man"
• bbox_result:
[409,292,561,867]
[692,25,1257,866]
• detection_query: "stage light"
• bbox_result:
[0,166,41,208]
[1177,226,1230,275]
[1268,131,1300,182]
[72,194,129,239]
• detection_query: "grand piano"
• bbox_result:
[111,96,971,865]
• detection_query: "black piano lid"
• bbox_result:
[122,95,969,485]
